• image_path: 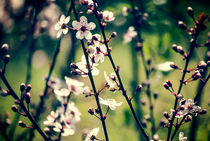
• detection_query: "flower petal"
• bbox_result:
[72,21,81,30]
[84,31,92,40]
[56,30,63,38]
[80,16,88,26]
[60,15,65,23]
[64,16,70,24]
[62,28,68,35]
[76,31,85,40]
[54,23,61,30]
[87,22,96,30]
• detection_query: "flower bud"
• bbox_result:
[88,108,94,115]
[95,107,100,114]
[192,71,201,80]
[160,118,168,126]
[199,109,207,115]
[170,63,179,69]
[135,84,142,92]
[18,121,26,128]
[4,54,10,64]
[135,42,142,52]
[197,60,207,69]
[24,92,31,104]
[172,44,178,52]
[176,46,185,55]
[177,93,183,99]
[180,98,186,105]
[111,32,117,38]
[185,115,192,122]
[1,89,9,96]
[140,99,146,106]
[44,127,51,135]
[179,105,185,111]
[144,114,151,121]
[187,7,194,18]
[166,80,172,87]
[71,70,79,75]
[26,84,32,92]
[178,21,187,30]
[164,112,170,119]
[70,63,78,69]
[207,61,210,67]
[20,83,25,92]
[11,105,18,112]
[153,91,158,99]
[1,44,9,54]
[163,83,169,90]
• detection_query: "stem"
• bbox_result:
[0,73,49,141]
[130,0,156,137]
[92,1,149,140]
[71,0,109,140]
[57,93,72,141]
[170,115,187,140]
[167,33,199,141]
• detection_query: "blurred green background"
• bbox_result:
[0,0,209,140]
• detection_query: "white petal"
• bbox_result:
[54,23,61,30]
[87,22,96,30]
[64,16,70,24]
[56,30,63,38]
[80,16,88,26]
[60,15,65,23]
[76,31,85,40]
[62,28,68,35]
[72,21,81,30]
[84,31,92,40]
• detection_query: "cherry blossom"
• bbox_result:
[99,97,122,110]
[65,76,84,95]
[122,6,128,16]
[103,11,115,22]
[54,88,70,101]
[84,127,99,141]
[75,55,99,77]
[88,34,107,63]
[104,72,116,91]
[181,99,201,116]
[55,14,70,38]
[43,111,58,126]
[83,86,92,96]
[72,16,96,40]
[170,109,184,118]
[179,132,187,141]
[123,26,137,43]
[53,122,75,136]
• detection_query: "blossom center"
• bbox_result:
[81,26,87,32]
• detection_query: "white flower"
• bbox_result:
[54,14,70,38]
[123,26,137,43]
[103,11,115,22]
[122,6,128,16]
[170,109,184,118]
[53,122,75,136]
[88,34,107,64]
[181,99,201,116]
[99,97,122,110]
[84,127,99,141]
[65,76,84,95]
[76,55,99,77]
[104,72,116,91]
[83,86,92,96]
[54,88,70,101]
[156,61,174,72]
[179,132,187,141]
[72,16,96,40]
[43,111,58,126]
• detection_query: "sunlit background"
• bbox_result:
[0,0,209,140]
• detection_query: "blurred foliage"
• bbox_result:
[0,0,209,141]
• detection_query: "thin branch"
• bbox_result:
[0,72,49,141]
[92,0,149,140]
[71,0,109,140]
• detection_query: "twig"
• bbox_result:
[0,72,49,141]
[167,30,200,141]
[71,0,109,140]
[92,0,149,140]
